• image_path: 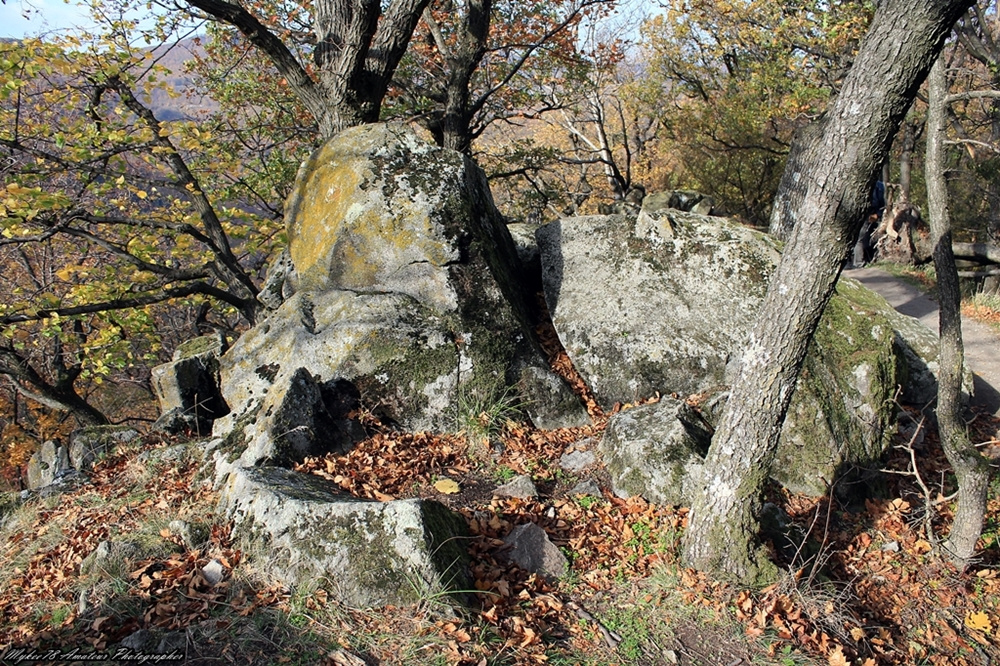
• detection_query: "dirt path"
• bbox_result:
[842,266,1000,416]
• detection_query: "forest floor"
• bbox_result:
[2,274,1000,666]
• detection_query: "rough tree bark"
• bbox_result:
[184,0,431,139]
[768,119,826,242]
[0,345,109,427]
[925,54,993,567]
[420,1,491,153]
[682,0,974,585]
[416,0,610,154]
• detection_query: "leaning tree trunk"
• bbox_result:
[925,55,993,567]
[0,347,109,427]
[768,119,827,242]
[682,0,974,585]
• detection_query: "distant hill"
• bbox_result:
[1,34,218,121]
[142,37,219,121]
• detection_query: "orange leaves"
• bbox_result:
[535,317,603,419]
[962,300,1000,330]
[296,431,467,501]
[0,440,235,648]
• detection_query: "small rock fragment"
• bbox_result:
[169,520,210,550]
[559,449,596,473]
[120,629,158,652]
[202,559,225,585]
[882,541,900,553]
[570,480,602,497]
[495,474,538,499]
[500,523,568,580]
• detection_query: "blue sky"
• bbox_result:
[0,0,100,39]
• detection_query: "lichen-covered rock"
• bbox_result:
[599,399,712,505]
[506,222,544,297]
[219,365,365,472]
[168,520,211,551]
[537,212,779,404]
[69,425,139,472]
[215,123,586,468]
[213,291,495,472]
[494,475,538,499]
[640,190,715,219]
[833,277,973,404]
[219,466,470,608]
[151,333,229,435]
[559,446,596,473]
[538,212,931,495]
[257,247,296,310]
[569,480,602,497]
[286,124,462,306]
[26,440,71,490]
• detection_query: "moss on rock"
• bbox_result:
[775,281,900,495]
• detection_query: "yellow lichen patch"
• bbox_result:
[288,157,366,290]
[288,148,460,300]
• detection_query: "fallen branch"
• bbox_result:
[958,268,1000,278]
[952,242,1000,265]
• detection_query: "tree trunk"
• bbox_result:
[17,385,110,427]
[312,0,383,133]
[768,119,826,242]
[188,0,430,140]
[0,347,109,427]
[981,95,1000,293]
[899,118,916,205]
[682,0,973,585]
[431,0,490,154]
[925,55,993,567]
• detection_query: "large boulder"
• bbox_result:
[831,277,973,405]
[151,333,229,436]
[214,124,586,473]
[767,284,899,494]
[538,211,924,495]
[219,466,470,608]
[536,212,780,403]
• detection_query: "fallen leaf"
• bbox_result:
[434,479,460,494]
[328,651,366,666]
[828,646,850,666]
[965,611,992,633]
